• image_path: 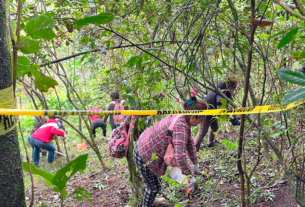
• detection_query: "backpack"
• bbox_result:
[112,100,125,125]
[108,116,133,158]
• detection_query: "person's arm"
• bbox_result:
[102,102,114,122]
[51,127,65,137]
[173,121,195,176]
[60,124,68,135]
[186,134,199,165]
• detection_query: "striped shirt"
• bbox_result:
[137,115,198,177]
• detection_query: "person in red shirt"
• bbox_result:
[89,107,107,137]
[30,118,66,166]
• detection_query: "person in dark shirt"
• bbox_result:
[195,75,239,150]
[89,107,107,137]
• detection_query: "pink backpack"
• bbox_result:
[108,116,134,158]
[112,100,125,125]
[164,115,182,167]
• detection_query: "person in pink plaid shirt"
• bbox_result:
[133,97,207,207]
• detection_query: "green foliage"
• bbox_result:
[23,154,92,203]
[35,76,58,92]
[221,139,238,149]
[74,13,115,27]
[277,27,299,49]
[25,15,56,40]
[52,153,88,189]
[19,36,41,54]
[16,56,31,77]
[22,162,54,186]
[277,68,305,86]
[293,52,305,59]
[282,87,305,104]
[277,67,305,103]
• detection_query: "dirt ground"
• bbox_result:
[24,128,303,207]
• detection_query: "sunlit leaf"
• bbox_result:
[17,56,31,77]
[25,15,56,40]
[221,139,238,149]
[19,36,41,54]
[75,13,114,27]
[35,76,58,92]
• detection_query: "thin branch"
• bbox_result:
[293,0,305,16]
[274,0,305,20]
[38,41,186,67]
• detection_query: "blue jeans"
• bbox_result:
[30,137,55,166]
[28,136,47,158]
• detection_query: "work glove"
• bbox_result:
[187,177,196,194]
[230,116,240,126]
[192,164,199,174]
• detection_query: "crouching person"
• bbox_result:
[133,97,207,207]
[29,118,66,166]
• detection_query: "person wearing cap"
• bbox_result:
[29,118,66,166]
[195,75,239,150]
[103,91,128,131]
[176,89,197,106]
[134,97,207,207]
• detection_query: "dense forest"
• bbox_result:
[1,0,305,206]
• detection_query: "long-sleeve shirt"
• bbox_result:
[31,119,65,143]
[137,115,198,177]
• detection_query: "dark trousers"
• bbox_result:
[133,145,161,207]
[195,116,219,150]
[92,119,107,137]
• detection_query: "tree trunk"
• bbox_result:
[127,119,145,199]
[54,136,63,155]
[0,0,26,206]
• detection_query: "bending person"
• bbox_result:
[195,75,238,150]
[89,107,107,137]
[134,97,207,207]
[28,116,48,157]
[29,118,66,166]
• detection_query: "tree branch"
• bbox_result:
[38,40,187,67]
[293,0,305,16]
[274,0,305,20]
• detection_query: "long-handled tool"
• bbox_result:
[63,138,70,162]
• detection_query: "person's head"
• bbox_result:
[48,116,55,120]
[55,118,63,127]
[110,91,119,101]
[225,75,238,92]
[183,97,207,126]
[190,89,197,97]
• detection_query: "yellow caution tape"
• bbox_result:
[0,99,303,116]
[0,86,18,136]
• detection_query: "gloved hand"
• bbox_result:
[187,177,196,194]
[230,116,240,126]
[192,164,199,174]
